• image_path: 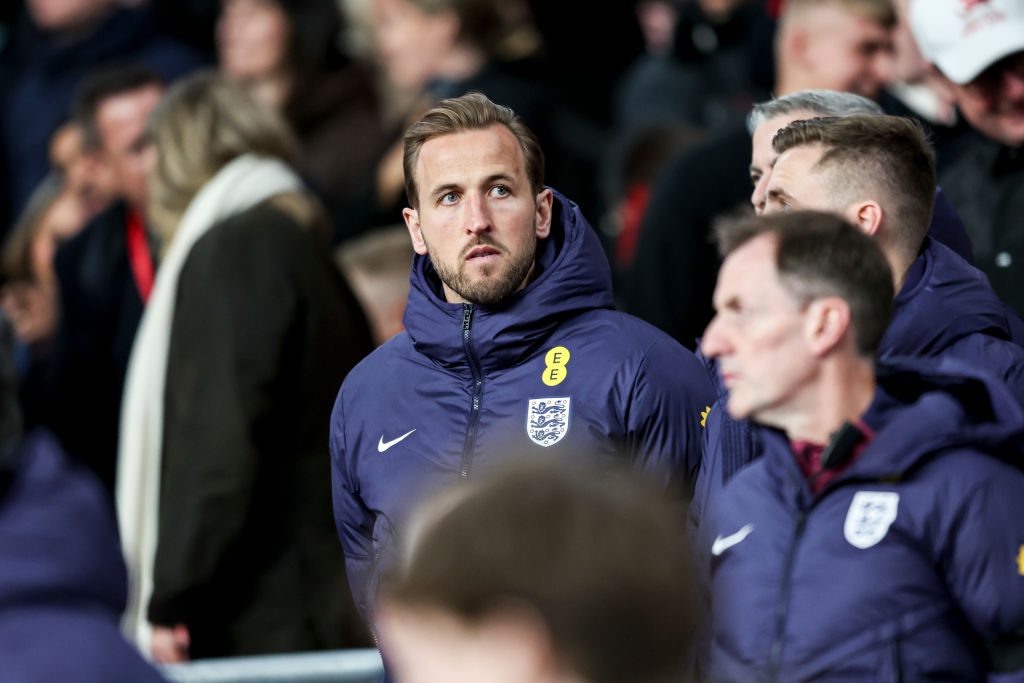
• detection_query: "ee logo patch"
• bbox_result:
[542,346,570,387]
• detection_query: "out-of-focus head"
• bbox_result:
[2,174,86,286]
[766,115,936,266]
[217,0,344,81]
[73,65,165,210]
[702,211,893,424]
[378,459,697,683]
[776,0,896,99]
[371,0,503,90]
[748,90,884,213]
[146,71,297,244]
[910,0,1024,146]
[401,92,550,306]
[49,122,111,217]
[27,0,112,31]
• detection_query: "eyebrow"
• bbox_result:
[427,173,518,198]
[766,187,792,203]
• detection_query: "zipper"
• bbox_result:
[459,304,484,479]
[768,504,808,680]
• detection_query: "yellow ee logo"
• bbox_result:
[542,346,571,387]
[700,405,712,428]
[1018,545,1024,576]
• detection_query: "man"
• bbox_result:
[330,92,714,623]
[692,113,1024,527]
[51,65,163,496]
[626,0,895,347]
[699,210,1024,681]
[377,459,697,683]
[747,88,972,263]
[910,0,1024,314]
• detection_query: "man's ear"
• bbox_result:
[534,188,553,240]
[844,201,883,238]
[403,207,429,256]
[804,296,851,358]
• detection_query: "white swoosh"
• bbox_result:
[711,524,754,556]
[378,429,416,453]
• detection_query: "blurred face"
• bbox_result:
[763,144,844,215]
[946,51,1024,147]
[701,234,816,422]
[27,0,111,31]
[372,0,459,90]
[750,110,815,214]
[50,123,112,217]
[403,125,552,306]
[377,604,557,683]
[94,84,163,209]
[217,0,291,80]
[799,5,893,98]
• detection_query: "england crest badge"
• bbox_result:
[844,491,900,549]
[526,397,571,447]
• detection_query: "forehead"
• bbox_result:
[752,110,816,163]
[96,85,163,127]
[415,125,525,187]
[716,234,789,302]
[769,144,827,190]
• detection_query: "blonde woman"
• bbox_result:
[117,72,372,662]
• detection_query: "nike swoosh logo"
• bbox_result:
[378,429,416,453]
[711,524,754,556]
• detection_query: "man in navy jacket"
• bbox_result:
[692,113,1024,528]
[330,93,715,624]
[699,210,1024,682]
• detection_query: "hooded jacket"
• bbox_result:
[0,430,165,682]
[331,190,714,619]
[692,236,1024,529]
[700,362,1024,682]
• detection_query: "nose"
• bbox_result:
[751,176,769,215]
[465,193,492,235]
[701,313,729,359]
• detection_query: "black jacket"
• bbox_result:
[149,198,373,657]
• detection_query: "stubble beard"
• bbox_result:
[429,234,538,306]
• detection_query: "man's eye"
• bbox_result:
[491,185,509,197]
[750,174,761,188]
[440,192,458,205]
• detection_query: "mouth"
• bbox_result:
[465,245,502,261]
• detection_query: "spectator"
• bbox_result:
[0,0,204,233]
[0,309,166,682]
[330,93,715,628]
[699,210,1024,681]
[52,64,163,498]
[217,0,390,223]
[910,0,1024,315]
[117,72,373,661]
[694,115,1024,529]
[625,0,895,348]
[377,459,698,683]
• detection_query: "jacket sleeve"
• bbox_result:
[944,334,1024,411]
[148,217,298,627]
[939,464,1024,675]
[625,336,716,495]
[329,389,378,624]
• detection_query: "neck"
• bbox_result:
[243,72,293,111]
[883,243,915,295]
[772,355,876,444]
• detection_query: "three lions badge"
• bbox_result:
[527,397,571,447]
[844,491,899,549]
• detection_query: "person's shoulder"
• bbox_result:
[339,332,415,392]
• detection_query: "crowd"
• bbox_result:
[1,0,1023,681]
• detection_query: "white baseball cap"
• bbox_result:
[910,0,1024,84]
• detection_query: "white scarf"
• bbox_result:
[116,154,302,654]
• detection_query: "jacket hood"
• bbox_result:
[760,358,1024,488]
[402,189,615,375]
[0,431,127,616]
[882,237,1023,357]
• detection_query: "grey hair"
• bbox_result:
[747,90,884,134]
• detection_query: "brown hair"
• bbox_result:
[714,210,895,357]
[147,71,298,246]
[783,0,897,28]
[383,458,697,683]
[402,92,544,209]
[772,114,936,258]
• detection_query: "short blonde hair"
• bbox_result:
[147,71,297,245]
